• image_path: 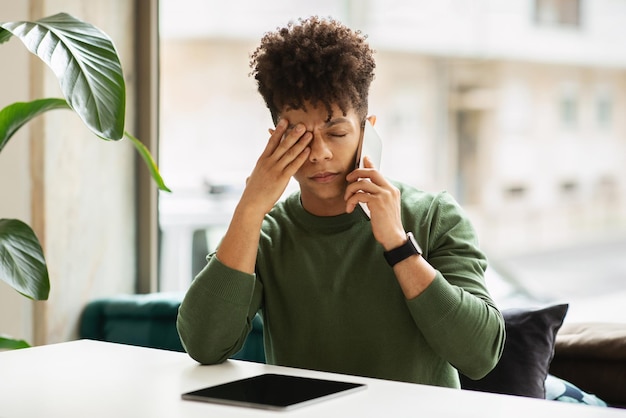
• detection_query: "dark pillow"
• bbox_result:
[459,303,569,398]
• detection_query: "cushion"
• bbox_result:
[460,303,569,398]
[553,322,626,360]
[545,374,607,407]
[549,322,626,407]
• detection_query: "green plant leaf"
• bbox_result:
[0,98,70,153]
[0,12,125,140]
[0,27,11,44]
[125,131,172,192]
[0,219,49,301]
[0,335,30,350]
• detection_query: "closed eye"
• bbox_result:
[328,132,348,138]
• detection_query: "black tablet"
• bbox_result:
[181,373,366,411]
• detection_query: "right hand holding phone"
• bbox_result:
[345,156,405,251]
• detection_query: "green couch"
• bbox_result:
[78,292,265,363]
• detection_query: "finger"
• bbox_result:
[278,123,307,149]
[344,179,378,201]
[345,190,372,214]
[264,122,305,164]
[363,155,375,169]
[345,199,359,214]
[260,119,289,158]
[347,167,382,184]
[277,131,313,169]
[347,166,389,187]
[283,145,311,176]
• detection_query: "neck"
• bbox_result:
[299,193,347,217]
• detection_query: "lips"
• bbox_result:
[310,172,339,183]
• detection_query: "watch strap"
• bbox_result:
[383,232,422,267]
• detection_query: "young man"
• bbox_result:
[177,16,505,388]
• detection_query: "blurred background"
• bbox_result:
[157,0,626,323]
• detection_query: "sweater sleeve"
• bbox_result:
[176,255,263,364]
[405,192,506,379]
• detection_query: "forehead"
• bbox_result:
[280,102,360,127]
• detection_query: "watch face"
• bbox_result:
[407,232,422,255]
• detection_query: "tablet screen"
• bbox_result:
[181,373,366,411]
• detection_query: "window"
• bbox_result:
[156,0,626,325]
[534,0,581,28]
[595,87,613,130]
[559,83,579,130]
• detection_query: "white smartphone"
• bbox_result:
[355,119,383,218]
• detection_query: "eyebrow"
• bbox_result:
[287,117,353,130]
[325,117,352,128]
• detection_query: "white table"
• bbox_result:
[0,340,623,418]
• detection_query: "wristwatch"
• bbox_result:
[383,232,422,267]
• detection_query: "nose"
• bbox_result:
[308,131,332,162]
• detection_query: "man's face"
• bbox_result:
[279,102,363,216]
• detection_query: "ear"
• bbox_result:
[366,115,377,126]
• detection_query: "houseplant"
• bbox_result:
[0,12,169,348]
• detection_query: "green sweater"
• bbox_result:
[177,182,505,388]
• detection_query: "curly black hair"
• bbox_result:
[250,16,376,124]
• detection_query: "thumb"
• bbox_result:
[362,155,375,169]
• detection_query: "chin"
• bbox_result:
[300,183,345,204]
